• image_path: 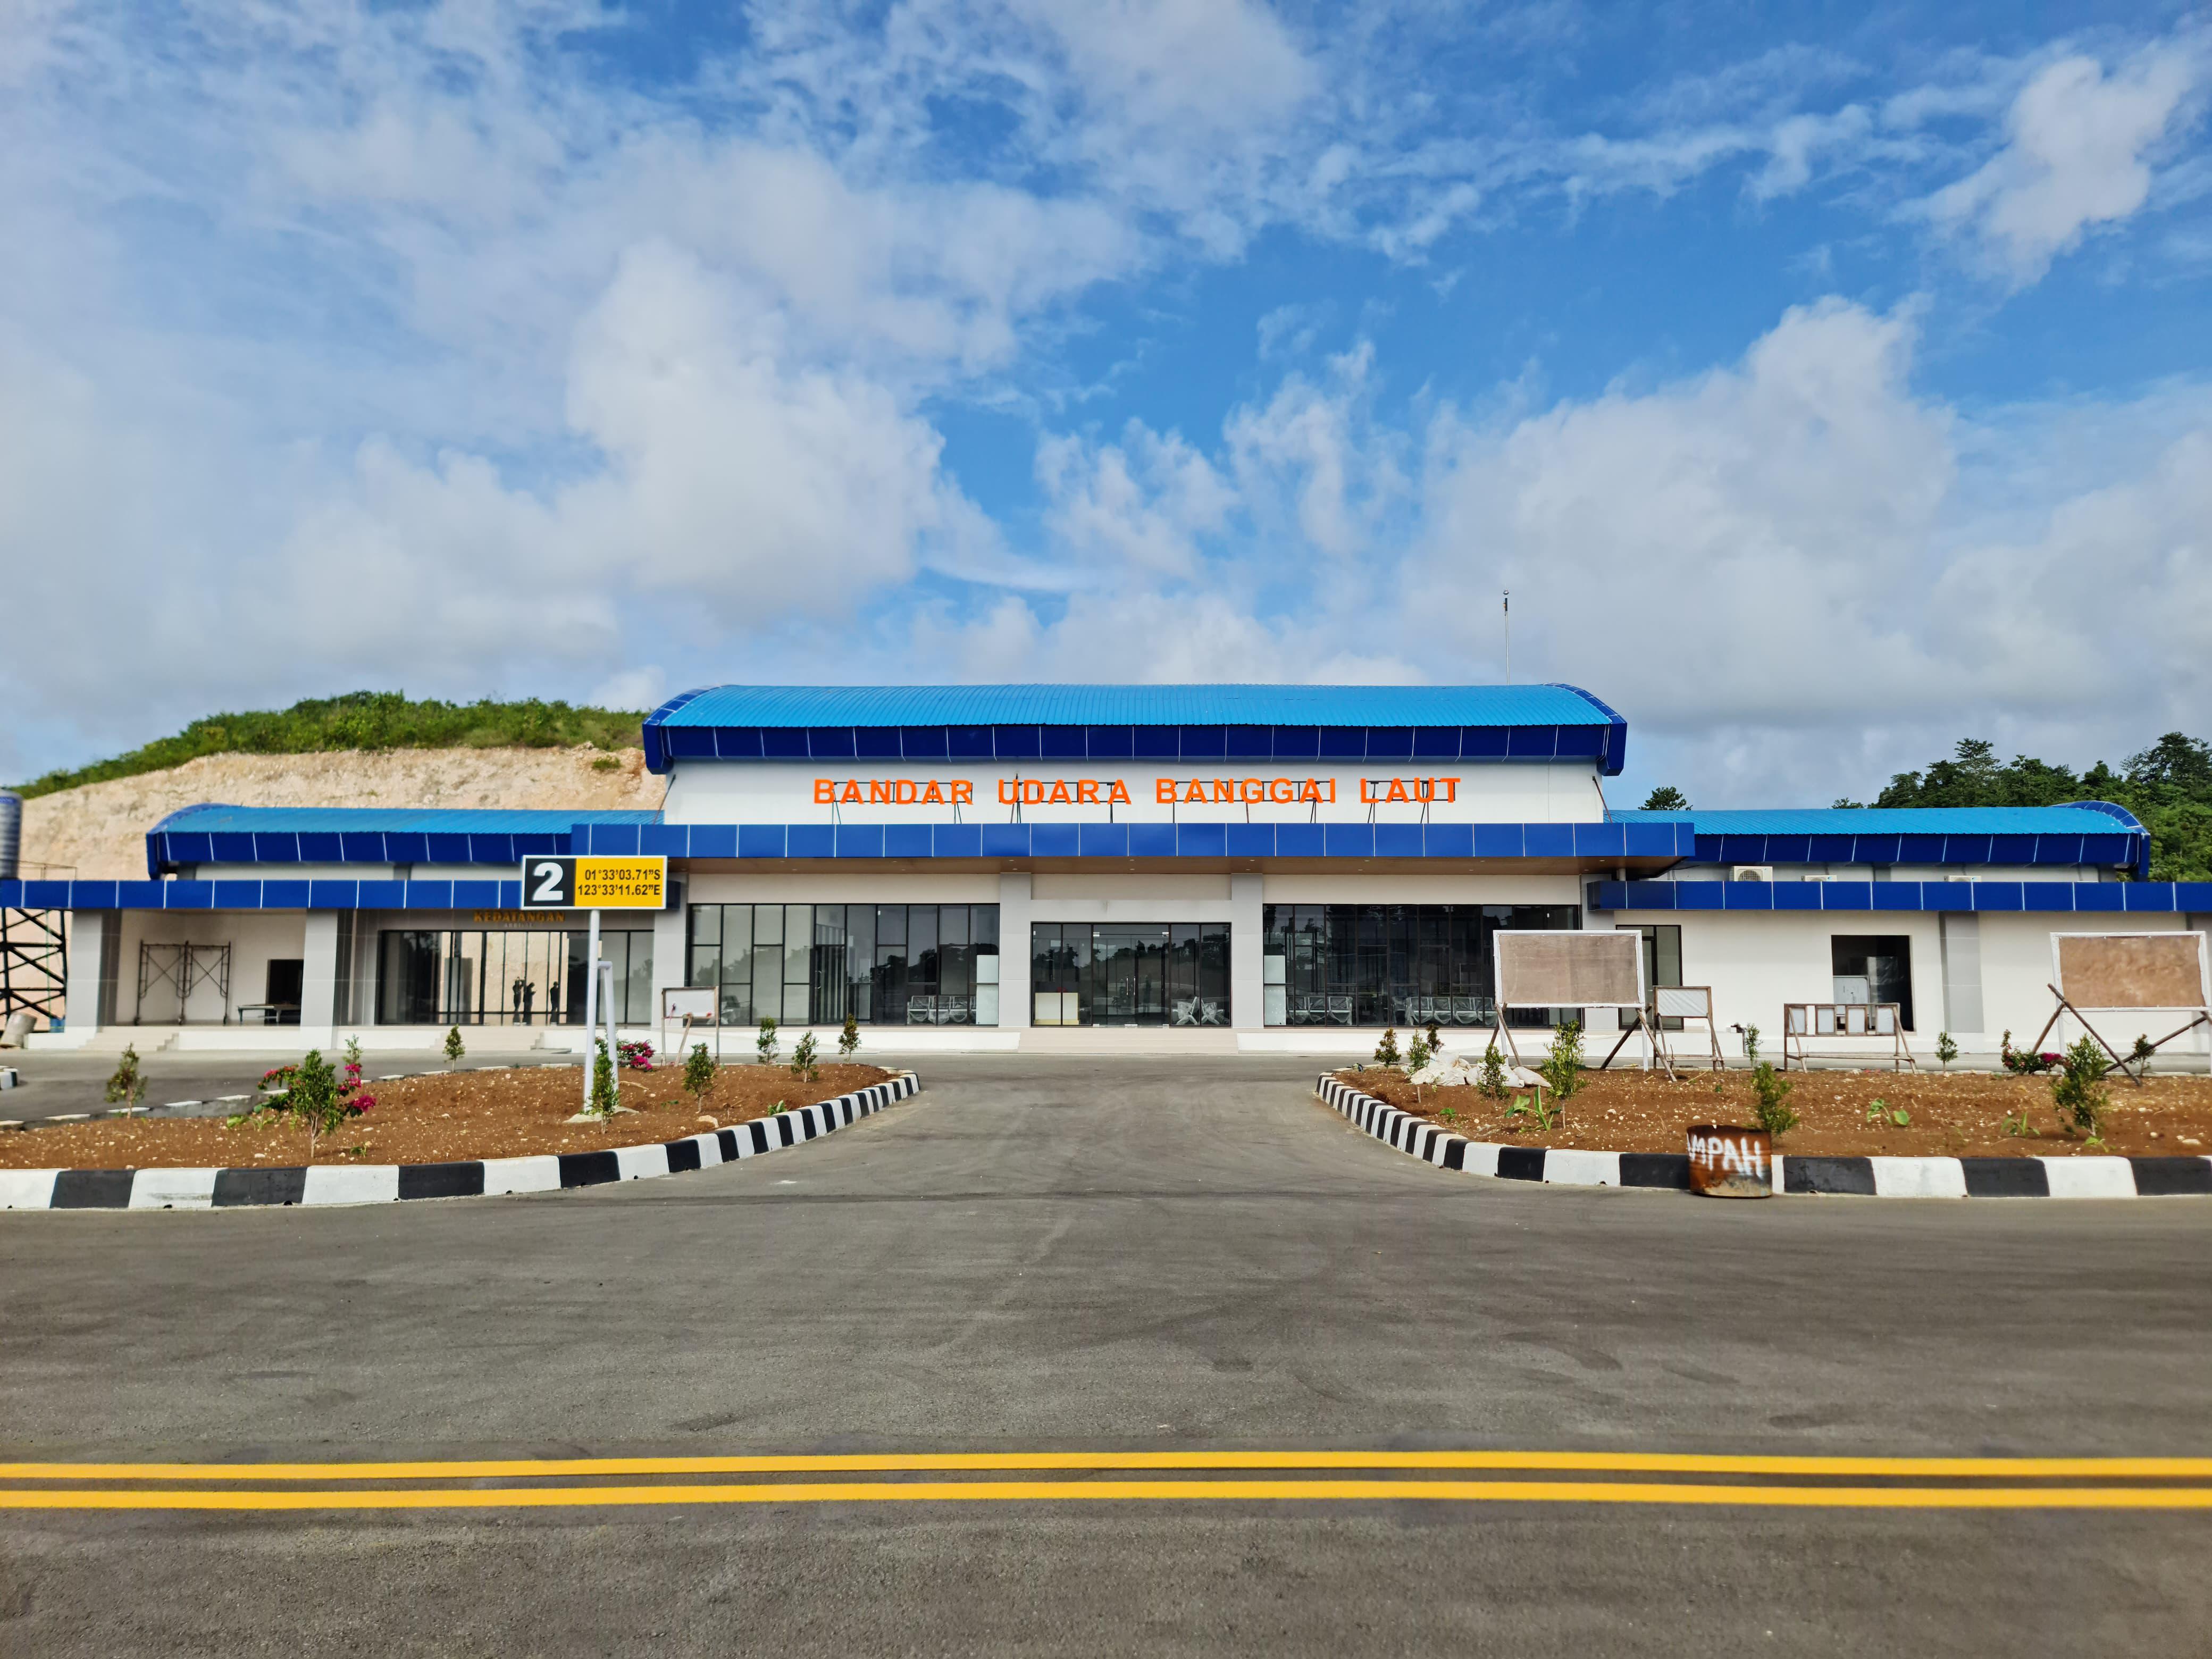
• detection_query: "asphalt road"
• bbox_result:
[3,1055,2209,1655]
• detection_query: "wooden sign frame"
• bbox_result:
[2030,931,2212,1085]
[1491,930,1657,1078]
[1780,1002,1917,1072]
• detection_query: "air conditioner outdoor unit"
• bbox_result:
[1731,865,1772,883]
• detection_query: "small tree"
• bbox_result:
[683,1042,717,1105]
[587,1038,617,1118]
[281,1048,374,1161]
[756,1017,780,1067]
[1405,1028,1432,1102]
[839,1013,861,1059]
[1748,1061,1798,1136]
[103,1043,147,1108]
[1476,1040,1510,1101]
[791,1030,820,1083]
[1738,1023,1761,1066]
[443,1025,465,1068]
[1935,1031,1958,1069]
[1373,1027,1401,1069]
[2050,1036,2110,1138]
[1538,1019,1585,1100]
[1640,785,1689,811]
[2131,1033,2156,1074]
[1425,1021,1444,1059]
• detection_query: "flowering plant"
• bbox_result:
[617,1038,655,1072]
[1999,1031,2059,1075]
[263,1049,373,1159]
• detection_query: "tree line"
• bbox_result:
[1644,732,2212,882]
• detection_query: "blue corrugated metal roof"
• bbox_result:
[150,806,659,834]
[656,683,1613,727]
[1610,806,2139,834]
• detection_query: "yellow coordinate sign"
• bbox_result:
[517,855,668,910]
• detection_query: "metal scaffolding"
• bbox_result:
[0,908,68,1025]
[137,941,230,1025]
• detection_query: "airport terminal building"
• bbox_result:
[6,683,2208,1055]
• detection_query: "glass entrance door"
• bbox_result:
[1093,926,1169,1025]
[1030,923,1230,1026]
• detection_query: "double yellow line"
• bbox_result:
[5,1450,2209,1512]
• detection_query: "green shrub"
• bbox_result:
[2050,1036,2111,1137]
[1505,1091,1557,1132]
[103,1044,146,1108]
[443,1025,465,1067]
[1749,1061,1798,1135]
[1935,1031,1958,1068]
[839,1013,861,1059]
[1373,1027,1401,1068]
[683,1043,717,1103]
[1476,1041,1510,1101]
[1538,1020,1584,1100]
[791,1031,820,1083]
[588,1040,617,1118]
[756,1017,779,1067]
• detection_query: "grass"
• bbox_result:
[12,691,647,798]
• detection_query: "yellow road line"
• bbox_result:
[5,1480,2212,1512]
[4,1451,2208,1482]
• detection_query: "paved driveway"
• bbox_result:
[3,1056,2208,1654]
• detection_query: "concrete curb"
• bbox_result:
[0,1072,920,1211]
[1317,1073,2212,1199]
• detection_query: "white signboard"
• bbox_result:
[662,986,717,1024]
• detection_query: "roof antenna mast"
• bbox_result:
[1502,590,1511,685]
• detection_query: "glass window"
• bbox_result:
[1257,903,1578,1027]
[680,903,996,1028]
[377,928,649,1026]
[1832,934,1915,1028]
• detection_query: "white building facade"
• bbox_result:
[8,684,2205,1059]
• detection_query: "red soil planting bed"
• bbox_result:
[1335,1067,2212,1158]
[0,1062,899,1170]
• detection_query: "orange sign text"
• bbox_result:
[1155,776,1337,805]
[999,778,1134,806]
[814,778,975,806]
[1358,776,1460,804]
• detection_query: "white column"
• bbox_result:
[1229,873,1263,1031]
[651,898,689,1034]
[65,910,108,1035]
[299,911,340,1044]
[997,873,1032,1027]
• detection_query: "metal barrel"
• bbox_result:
[0,790,20,882]
[1687,1124,1773,1198]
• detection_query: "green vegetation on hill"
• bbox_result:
[14,692,647,799]
[1864,734,2212,883]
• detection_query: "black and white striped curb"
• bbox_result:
[0,1073,919,1211]
[1317,1073,2212,1199]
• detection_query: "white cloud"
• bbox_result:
[1920,44,2205,283]
[903,296,2212,810]
[1037,423,1234,579]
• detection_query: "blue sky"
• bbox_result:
[3,1,2210,808]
